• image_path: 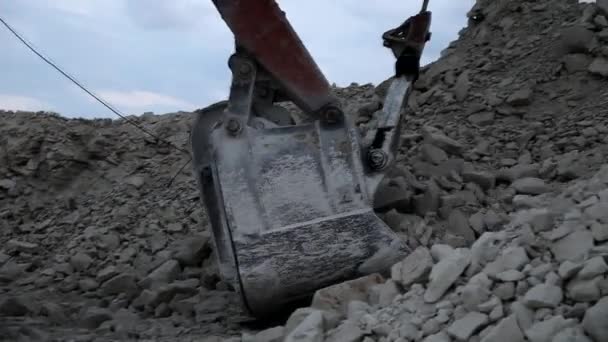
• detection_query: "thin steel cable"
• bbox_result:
[0,15,190,155]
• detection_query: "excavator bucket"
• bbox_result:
[191,0,431,318]
[191,99,409,317]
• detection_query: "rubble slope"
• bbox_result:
[1,0,608,341]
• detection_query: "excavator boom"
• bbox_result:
[191,0,432,318]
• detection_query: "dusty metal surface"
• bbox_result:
[192,103,409,317]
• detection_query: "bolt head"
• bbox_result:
[226,118,242,135]
[368,149,388,170]
[239,63,252,75]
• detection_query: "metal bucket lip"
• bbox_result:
[191,104,409,317]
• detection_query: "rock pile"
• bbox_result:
[1,0,608,341]
[241,164,608,342]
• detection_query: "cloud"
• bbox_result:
[125,0,218,30]
[0,94,51,111]
[95,90,197,110]
[44,0,94,16]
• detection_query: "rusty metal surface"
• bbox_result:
[211,0,336,114]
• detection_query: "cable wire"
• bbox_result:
[0,15,191,156]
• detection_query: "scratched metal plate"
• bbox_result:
[191,104,409,317]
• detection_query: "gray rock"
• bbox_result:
[494,282,515,300]
[512,178,550,195]
[125,175,145,188]
[80,307,113,330]
[369,279,399,307]
[461,283,491,311]
[462,171,496,191]
[139,259,181,289]
[454,71,470,101]
[552,327,593,342]
[584,202,608,222]
[78,278,99,291]
[600,0,608,16]
[583,297,608,342]
[511,301,534,331]
[523,283,563,309]
[391,246,433,286]
[0,178,16,191]
[285,309,333,338]
[525,315,577,342]
[284,310,324,342]
[468,112,495,126]
[423,332,451,342]
[167,222,184,232]
[558,261,583,280]
[447,311,489,341]
[591,221,608,241]
[511,208,554,232]
[551,230,594,262]
[311,274,382,319]
[447,210,476,244]
[425,248,471,303]
[69,252,94,272]
[41,302,67,324]
[415,180,442,216]
[0,297,30,316]
[421,143,448,165]
[483,246,530,278]
[507,88,533,106]
[589,57,608,77]
[483,210,504,231]
[469,231,508,272]
[245,326,284,342]
[567,277,601,302]
[578,256,608,280]
[469,212,485,234]
[346,300,371,322]
[496,270,525,282]
[100,273,138,296]
[399,322,420,340]
[6,239,38,254]
[97,265,119,283]
[560,26,594,53]
[326,320,365,342]
[374,177,413,212]
[563,54,592,72]
[170,235,211,266]
[481,315,524,342]
[422,126,463,155]
[422,319,441,336]
[498,164,540,182]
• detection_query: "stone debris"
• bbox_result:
[424,247,471,303]
[2,0,608,340]
[446,311,488,341]
[391,246,433,286]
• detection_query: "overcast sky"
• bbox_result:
[0,0,474,118]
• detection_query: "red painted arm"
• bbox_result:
[211,0,336,114]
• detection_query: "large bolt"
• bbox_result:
[368,149,388,170]
[239,62,253,76]
[226,118,242,136]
